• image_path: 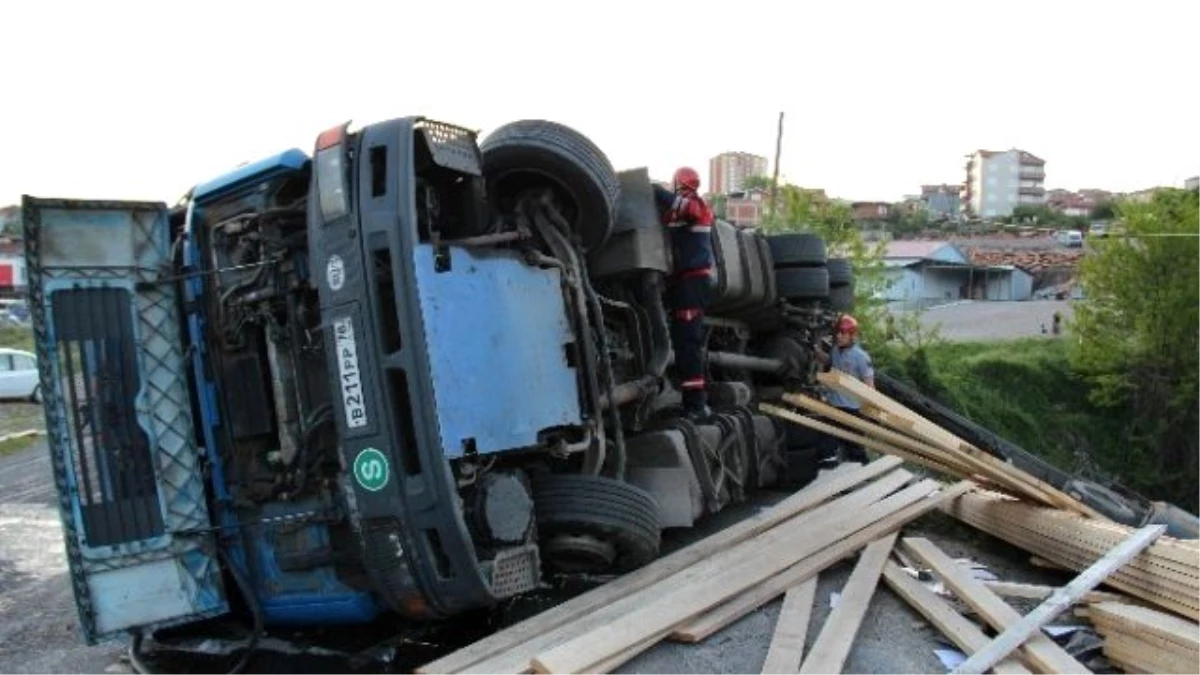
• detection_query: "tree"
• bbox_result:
[742,174,773,192]
[1068,188,1199,504]
[760,184,891,345]
[1090,199,1116,221]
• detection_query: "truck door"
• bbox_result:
[22,197,228,644]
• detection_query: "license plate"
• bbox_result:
[334,317,368,429]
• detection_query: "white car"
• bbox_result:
[0,347,39,402]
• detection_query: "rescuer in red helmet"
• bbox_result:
[817,313,875,463]
[653,166,715,422]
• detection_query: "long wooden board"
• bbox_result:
[416,456,903,673]
[780,392,1030,495]
[530,480,950,674]
[882,561,1032,674]
[1087,601,1200,652]
[761,403,969,482]
[759,578,817,674]
[902,537,1092,674]
[817,371,1102,518]
[799,533,897,674]
[951,524,1165,674]
[670,481,974,643]
[983,581,1137,606]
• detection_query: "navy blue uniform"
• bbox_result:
[654,185,715,416]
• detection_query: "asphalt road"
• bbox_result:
[0,439,129,674]
[905,300,1076,342]
[0,440,1080,674]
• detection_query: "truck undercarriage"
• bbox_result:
[22,116,852,662]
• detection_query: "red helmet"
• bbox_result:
[836,314,859,337]
[673,166,701,193]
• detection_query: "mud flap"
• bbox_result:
[22,197,228,644]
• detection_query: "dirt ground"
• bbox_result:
[0,439,1097,675]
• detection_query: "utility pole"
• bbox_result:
[770,111,784,219]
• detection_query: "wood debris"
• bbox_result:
[417,376,1198,674]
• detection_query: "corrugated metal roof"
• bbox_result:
[884,240,951,259]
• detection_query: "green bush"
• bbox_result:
[0,326,34,351]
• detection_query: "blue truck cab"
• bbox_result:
[23,115,851,651]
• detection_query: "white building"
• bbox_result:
[880,240,1034,309]
[709,152,768,196]
[963,149,1046,219]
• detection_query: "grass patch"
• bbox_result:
[0,403,46,436]
[879,337,1134,488]
[0,325,34,352]
[0,433,38,456]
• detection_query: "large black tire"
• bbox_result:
[480,120,620,251]
[781,445,820,489]
[827,258,854,288]
[531,474,661,573]
[775,266,829,301]
[767,233,826,268]
[830,284,856,312]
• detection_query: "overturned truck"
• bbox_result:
[22,116,854,648]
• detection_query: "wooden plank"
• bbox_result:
[592,630,671,674]
[760,578,817,674]
[416,456,903,673]
[799,533,897,674]
[951,524,1166,674]
[529,479,952,674]
[781,392,1036,497]
[947,504,1200,616]
[902,537,1092,674]
[670,480,975,643]
[882,561,1032,675]
[782,393,979,474]
[1087,601,1200,652]
[761,403,971,483]
[1090,624,1199,659]
[663,469,912,645]
[464,469,915,674]
[944,494,1200,619]
[1103,634,1197,674]
[983,581,1137,606]
[818,371,1102,518]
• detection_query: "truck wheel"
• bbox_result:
[775,266,829,301]
[827,258,854,287]
[480,120,620,251]
[531,474,661,574]
[830,284,856,312]
[767,233,826,268]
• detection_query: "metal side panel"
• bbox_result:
[412,244,583,457]
[22,197,227,644]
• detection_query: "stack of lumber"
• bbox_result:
[1083,601,1199,673]
[943,489,1200,621]
[417,457,972,674]
[761,370,1102,518]
[967,249,1084,272]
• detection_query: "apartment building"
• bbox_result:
[709,152,768,196]
[963,149,1046,219]
[920,184,962,221]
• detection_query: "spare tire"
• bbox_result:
[480,120,620,251]
[827,258,854,287]
[768,233,826,268]
[830,284,856,312]
[776,266,829,301]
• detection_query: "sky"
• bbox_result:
[0,0,1197,207]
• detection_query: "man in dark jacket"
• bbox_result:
[653,166,715,421]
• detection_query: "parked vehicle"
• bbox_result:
[0,347,39,402]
